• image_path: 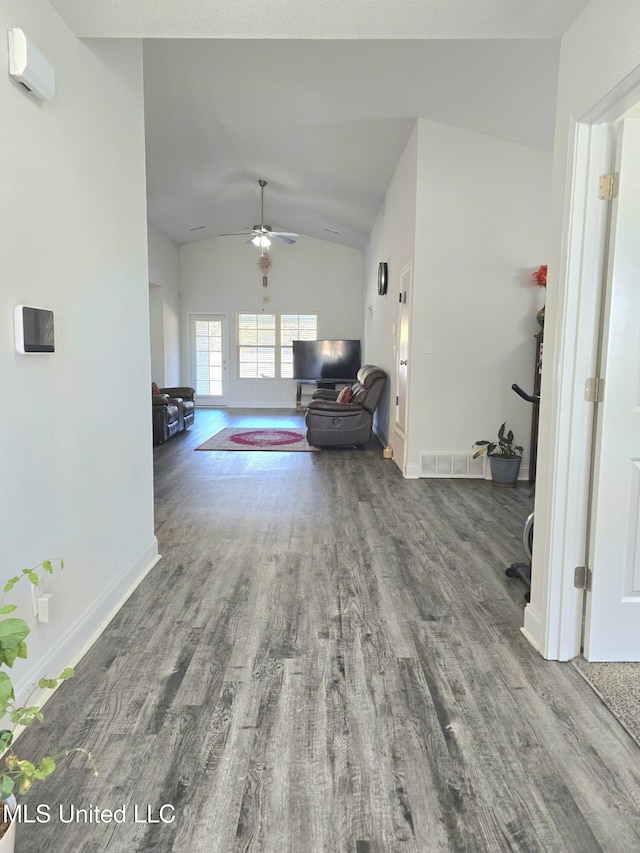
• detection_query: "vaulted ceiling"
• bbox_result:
[50,0,590,249]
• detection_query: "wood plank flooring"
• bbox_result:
[14,409,640,852]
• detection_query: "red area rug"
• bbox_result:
[195,427,318,452]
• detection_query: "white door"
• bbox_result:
[190,313,228,406]
[584,118,640,661]
[393,264,411,473]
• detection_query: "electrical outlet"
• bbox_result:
[37,593,52,622]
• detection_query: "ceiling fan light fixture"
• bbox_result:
[221,180,298,246]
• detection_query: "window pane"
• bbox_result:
[257,348,275,375]
[281,346,294,379]
[237,313,316,379]
[257,328,276,346]
[194,318,223,396]
[280,314,317,345]
[238,347,258,378]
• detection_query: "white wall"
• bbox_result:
[527,0,640,656]
[148,225,181,386]
[362,125,418,446]
[1,0,156,702]
[149,285,165,383]
[179,235,363,407]
[410,121,550,472]
[365,120,551,475]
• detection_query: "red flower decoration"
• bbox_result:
[532,264,547,287]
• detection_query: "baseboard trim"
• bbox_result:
[405,462,420,479]
[521,603,542,653]
[11,538,160,712]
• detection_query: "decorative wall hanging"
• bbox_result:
[378,262,388,296]
[258,251,272,303]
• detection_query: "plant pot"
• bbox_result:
[0,796,17,853]
[489,455,521,488]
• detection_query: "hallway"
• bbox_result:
[14,409,640,851]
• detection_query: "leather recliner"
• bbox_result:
[152,385,196,445]
[305,365,387,447]
[152,395,181,444]
[159,386,196,431]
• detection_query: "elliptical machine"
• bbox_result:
[505,384,540,600]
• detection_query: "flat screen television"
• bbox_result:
[292,339,361,381]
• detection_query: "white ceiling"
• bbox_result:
[49,0,589,39]
[50,0,590,249]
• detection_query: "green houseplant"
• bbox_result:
[0,560,95,851]
[473,422,523,487]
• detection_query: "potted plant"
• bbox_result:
[473,423,523,487]
[0,560,96,852]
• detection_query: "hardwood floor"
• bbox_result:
[15,409,640,852]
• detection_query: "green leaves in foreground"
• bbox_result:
[0,558,94,799]
[0,618,30,669]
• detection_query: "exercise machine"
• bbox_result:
[505,383,540,600]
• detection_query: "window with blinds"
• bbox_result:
[237,313,317,378]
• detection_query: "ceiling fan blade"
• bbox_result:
[271,231,299,238]
[271,234,297,244]
[220,230,252,237]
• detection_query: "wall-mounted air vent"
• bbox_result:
[419,452,486,479]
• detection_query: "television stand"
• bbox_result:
[295,379,351,409]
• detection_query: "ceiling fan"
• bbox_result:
[221,179,299,247]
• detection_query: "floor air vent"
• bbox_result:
[419,452,486,479]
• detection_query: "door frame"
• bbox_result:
[393,263,413,476]
[188,312,229,407]
[525,64,640,660]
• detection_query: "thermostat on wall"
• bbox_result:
[14,305,55,354]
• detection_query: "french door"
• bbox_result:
[189,313,228,406]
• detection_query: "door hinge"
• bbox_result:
[574,566,592,591]
[395,395,399,406]
[598,172,619,200]
[585,377,605,402]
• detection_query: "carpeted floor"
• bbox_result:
[573,657,640,745]
[195,427,319,452]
